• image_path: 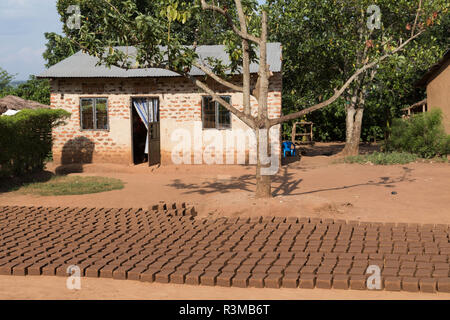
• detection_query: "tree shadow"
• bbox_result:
[166,165,415,197]
[292,166,415,196]
[55,136,95,175]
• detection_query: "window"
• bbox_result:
[80,98,108,130]
[202,96,231,129]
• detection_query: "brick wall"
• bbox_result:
[50,73,282,165]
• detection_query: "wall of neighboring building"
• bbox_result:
[49,73,282,165]
[426,60,450,134]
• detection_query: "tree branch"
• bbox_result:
[235,0,252,116]
[200,0,260,43]
[193,61,244,92]
[184,73,256,129]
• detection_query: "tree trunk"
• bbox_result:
[255,127,272,198]
[342,105,364,156]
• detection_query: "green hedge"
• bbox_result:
[0,109,70,178]
[385,109,450,158]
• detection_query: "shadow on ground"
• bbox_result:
[168,166,415,197]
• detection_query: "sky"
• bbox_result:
[0,0,266,81]
[0,0,62,81]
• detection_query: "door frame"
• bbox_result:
[129,96,161,165]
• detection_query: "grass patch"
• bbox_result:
[18,176,124,196]
[343,152,418,165]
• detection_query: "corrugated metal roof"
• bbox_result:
[38,43,282,79]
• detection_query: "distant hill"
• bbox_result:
[9,80,27,88]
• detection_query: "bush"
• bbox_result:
[343,152,418,165]
[385,109,450,158]
[0,109,70,178]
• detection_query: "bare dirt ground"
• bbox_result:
[2,275,450,300]
[1,143,449,225]
[1,142,449,299]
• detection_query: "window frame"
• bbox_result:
[79,97,109,131]
[201,96,232,130]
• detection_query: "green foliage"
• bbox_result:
[0,76,51,105]
[0,109,71,178]
[268,0,449,142]
[43,32,80,68]
[385,109,450,158]
[343,151,418,165]
[0,67,14,90]
[18,176,124,196]
[51,0,260,77]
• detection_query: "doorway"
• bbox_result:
[131,97,160,166]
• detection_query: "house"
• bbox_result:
[415,50,450,133]
[38,43,282,166]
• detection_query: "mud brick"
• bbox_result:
[401,261,417,268]
[317,266,334,275]
[333,266,349,275]
[333,275,349,290]
[316,275,333,289]
[419,278,437,293]
[200,271,219,286]
[431,255,447,263]
[191,263,209,272]
[350,275,367,290]
[252,265,270,273]
[99,265,118,278]
[298,273,315,289]
[155,269,175,283]
[167,270,187,284]
[41,264,62,276]
[415,269,432,278]
[177,262,196,271]
[437,278,450,293]
[231,273,249,288]
[55,265,73,277]
[12,262,34,276]
[215,272,234,287]
[206,263,224,272]
[382,268,399,277]
[126,267,147,281]
[398,268,416,277]
[352,260,368,268]
[111,267,130,280]
[0,262,20,275]
[264,273,283,288]
[300,266,318,274]
[385,260,400,268]
[282,273,299,288]
[432,269,449,278]
[140,268,160,282]
[402,277,419,292]
[185,271,204,285]
[415,255,431,262]
[267,265,284,274]
[417,262,433,270]
[434,263,449,270]
[349,267,366,276]
[248,273,267,288]
[27,261,49,275]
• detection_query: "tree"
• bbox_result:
[0,76,51,105]
[43,32,81,67]
[269,0,448,155]
[0,67,14,91]
[65,0,443,197]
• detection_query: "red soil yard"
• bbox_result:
[0,143,449,299]
[1,146,449,225]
